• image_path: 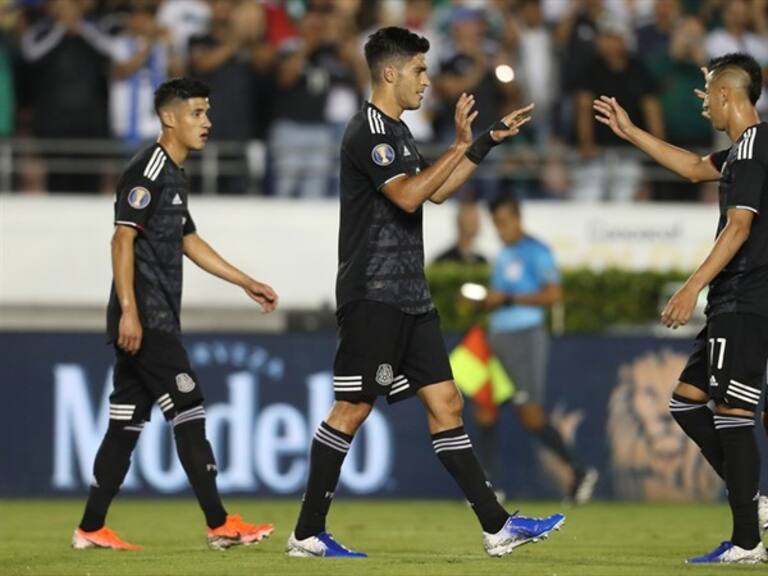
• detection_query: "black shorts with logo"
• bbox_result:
[333,300,454,404]
[679,313,768,412]
[109,329,203,424]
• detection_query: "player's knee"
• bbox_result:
[326,400,373,434]
[428,386,464,425]
[93,421,143,493]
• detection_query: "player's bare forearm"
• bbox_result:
[625,125,717,183]
[684,210,754,293]
[111,226,139,314]
[430,156,479,204]
[593,96,719,183]
[382,143,468,213]
[183,233,249,287]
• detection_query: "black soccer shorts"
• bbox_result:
[333,300,454,404]
[679,313,768,412]
[109,329,204,424]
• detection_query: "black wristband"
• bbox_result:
[465,120,509,164]
[504,294,515,307]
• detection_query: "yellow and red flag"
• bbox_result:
[450,325,515,419]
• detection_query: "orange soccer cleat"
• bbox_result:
[207,514,274,550]
[72,526,143,550]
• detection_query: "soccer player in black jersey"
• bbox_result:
[594,53,768,564]
[72,78,278,551]
[286,26,565,559]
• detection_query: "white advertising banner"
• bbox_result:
[0,196,718,308]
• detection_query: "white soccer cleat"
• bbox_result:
[482,512,565,557]
[758,495,768,536]
[286,531,367,558]
[686,541,768,564]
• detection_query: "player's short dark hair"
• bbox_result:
[364,27,430,84]
[708,53,763,105]
[154,78,211,116]
[489,195,521,217]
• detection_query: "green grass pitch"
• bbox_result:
[0,499,759,575]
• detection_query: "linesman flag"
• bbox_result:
[450,325,515,418]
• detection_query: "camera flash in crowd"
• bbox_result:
[460,282,488,302]
[495,64,515,83]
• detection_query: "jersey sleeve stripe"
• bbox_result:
[374,110,385,134]
[147,154,166,181]
[115,220,145,230]
[747,128,756,159]
[379,173,407,189]
[143,147,162,178]
[367,107,380,134]
[730,205,759,214]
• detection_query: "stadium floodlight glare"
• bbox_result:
[495,65,515,83]
[460,282,488,302]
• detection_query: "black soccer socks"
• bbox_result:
[173,409,227,529]
[295,422,354,540]
[715,415,760,550]
[669,394,724,478]
[432,426,508,534]
[79,421,142,532]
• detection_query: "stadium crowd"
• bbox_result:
[0,0,767,199]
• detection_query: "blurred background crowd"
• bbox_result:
[0,0,766,200]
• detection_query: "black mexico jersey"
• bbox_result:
[107,144,196,339]
[706,122,768,318]
[336,102,433,315]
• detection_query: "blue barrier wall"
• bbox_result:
[1,332,762,500]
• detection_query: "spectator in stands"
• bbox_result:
[504,0,557,148]
[553,0,605,140]
[645,16,712,201]
[706,0,768,114]
[269,4,362,197]
[574,15,664,201]
[189,0,272,194]
[109,1,181,147]
[433,6,516,199]
[636,0,682,58]
[0,27,14,139]
[20,0,113,193]
[434,200,488,265]
[156,0,210,67]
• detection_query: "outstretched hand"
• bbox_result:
[593,96,634,140]
[490,103,535,142]
[694,66,710,120]
[243,279,279,313]
[454,92,479,146]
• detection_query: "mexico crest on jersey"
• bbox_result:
[176,372,196,393]
[372,143,395,166]
[375,363,394,386]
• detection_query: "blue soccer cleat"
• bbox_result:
[286,531,367,558]
[483,511,566,557]
[685,541,768,564]
[686,541,767,564]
